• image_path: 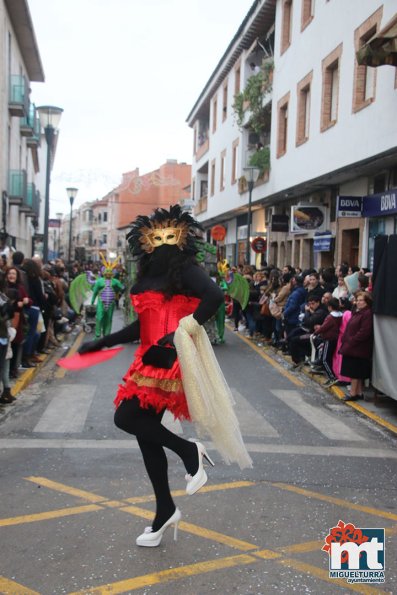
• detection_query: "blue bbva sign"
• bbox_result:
[337,196,362,218]
[362,189,397,217]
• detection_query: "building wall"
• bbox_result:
[0,0,45,257]
[188,0,397,269]
[116,160,191,229]
[271,0,397,194]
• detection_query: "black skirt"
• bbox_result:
[341,355,371,379]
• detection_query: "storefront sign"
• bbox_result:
[313,232,333,252]
[337,196,362,217]
[210,225,226,241]
[271,214,289,232]
[251,237,267,253]
[362,189,397,217]
[290,205,326,232]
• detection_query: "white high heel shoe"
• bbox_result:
[136,508,181,547]
[185,441,215,495]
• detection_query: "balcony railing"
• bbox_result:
[32,189,40,216]
[20,103,36,137]
[8,75,29,117]
[195,138,209,161]
[8,170,27,205]
[23,183,40,217]
[27,111,41,148]
[194,195,208,215]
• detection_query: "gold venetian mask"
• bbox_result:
[139,220,188,253]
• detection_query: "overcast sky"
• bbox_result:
[28,0,253,215]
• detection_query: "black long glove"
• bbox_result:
[78,338,106,354]
[78,320,140,354]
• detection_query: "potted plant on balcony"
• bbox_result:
[232,58,274,133]
[248,145,270,178]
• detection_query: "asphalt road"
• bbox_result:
[0,311,396,595]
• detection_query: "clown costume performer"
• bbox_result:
[79,205,251,547]
[91,254,124,338]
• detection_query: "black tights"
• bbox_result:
[114,397,198,531]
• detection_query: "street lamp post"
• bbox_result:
[243,166,260,265]
[66,187,78,263]
[36,106,63,263]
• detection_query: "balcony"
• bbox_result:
[20,103,35,137]
[21,105,41,148]
[195,138,209,161]
[8,170,27,205]
[8,75,29,117]
[22,183,40,217]
[194,195,208,215]
[27,112,41,148]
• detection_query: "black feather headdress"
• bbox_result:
[126,204,204,258]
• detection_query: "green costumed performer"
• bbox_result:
[92,253,125,338]
[215,277,231,344]
[217,259,249,336]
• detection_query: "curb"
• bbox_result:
[11,329,85,400]
[226,323,397,437]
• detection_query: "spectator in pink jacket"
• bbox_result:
[332,297,352,384]
[339,292,373,402]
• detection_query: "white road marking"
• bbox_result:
[33,385,96,433]
[271,389,365,441]
[0,439,394,458]
[231,388,279,437]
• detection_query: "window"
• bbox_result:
[277,92,290,158]
[212,96,217,133]
[321,44,342,131]
[210,159,216,196]
[235,63,241,95]
[222,80,228,121]
[200,180,208,197]
[231,138,239,184]
[281,0,293,54]
[98,213,101,223]
[296,72,312,145]
[103,212,108,222]
[220,150,226,191]
[301,0,314,31]
[353,7,383,113]
[191,177,196,201]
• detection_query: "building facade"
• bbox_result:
[0,0,46,257]
[60,160,192,263]
[187,0,397,270]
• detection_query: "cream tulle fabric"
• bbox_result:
[174,314,252,469]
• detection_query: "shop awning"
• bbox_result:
[356,13,397,67]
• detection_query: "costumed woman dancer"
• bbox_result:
[79,205,252,547]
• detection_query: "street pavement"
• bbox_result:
[0,311,396,595]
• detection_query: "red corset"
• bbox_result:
[114,291,200,420]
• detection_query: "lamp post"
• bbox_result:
[36,106,63,263]
[243,166,260,264]
[66,187,78,263]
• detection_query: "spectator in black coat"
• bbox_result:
[288,294,328,368]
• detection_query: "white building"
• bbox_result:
[0,0,45,257]
[187,0,397,270]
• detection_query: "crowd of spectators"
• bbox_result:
[0,253,126,405]
[230,262,374,401]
